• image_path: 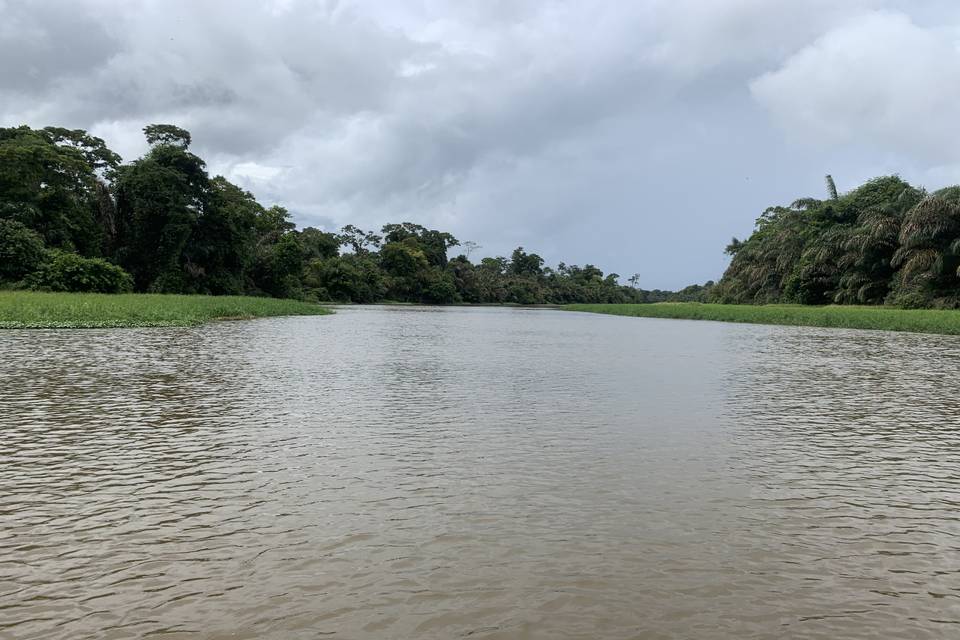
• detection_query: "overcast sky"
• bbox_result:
[4,0,960,288]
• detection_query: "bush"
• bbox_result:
[888,290,930,310]
[931,296,960,310]
[29,251,134,293]
[420,267,459,303]
[0,219,47,283]
[304,254,385,302]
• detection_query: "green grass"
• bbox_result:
[562,302,960,336]
[0,291,331,329]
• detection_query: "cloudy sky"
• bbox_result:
[3,0,960,288]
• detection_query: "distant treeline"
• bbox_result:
[710,175,960,308]
[0,124,673,304]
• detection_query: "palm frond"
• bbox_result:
[900,249,939,278]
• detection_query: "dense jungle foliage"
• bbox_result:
[714,175,960,308]
[0,124,663,304]
[8,125,951,308]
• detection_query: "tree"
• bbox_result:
[0,126,104,254]
[299,227,340,263]
[419,229,459,267]
[113,127,211,291]
[716,203,823,303]
[380,240,430,300]
[256,205,296,237]
[833,192,919,304]
[42,127,121,174]
[713,175,952,307]
[338,224,381,255]
[143,124,192,148]
[890,191,960,307]
[724,238,743,256]
[825,174,839,201]
[304,253,385,302]
[462,240,481,260]
[187,176,262,294]
[381,222,458,267]
[447,255,483,302]
[0,218,47,283]
[509,247,544,276]
[253,231,304,299]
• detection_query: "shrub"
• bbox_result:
[304,254,385,302]
[29,251,134,293]
[0,219,47,283]
[888,290,930,310]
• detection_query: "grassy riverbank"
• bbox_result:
[563,302,960,335]
[0,291,330,328]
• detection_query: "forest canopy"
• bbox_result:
[0,124,660,304]
[713,175,960,309]
[6,124,959,309]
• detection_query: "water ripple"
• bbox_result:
[2,307,960,638]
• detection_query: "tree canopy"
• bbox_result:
[10,125,951,308]
[0,123,651,303]
[713,175,960,308]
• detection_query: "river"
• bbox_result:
[2,306,959,638]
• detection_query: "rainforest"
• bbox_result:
[6,125,960,312]
[713,175,960,309]
[0,124,668,306]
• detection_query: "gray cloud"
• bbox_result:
[751,11,960,163]
[2,0,958,288]
[0,0,117,93]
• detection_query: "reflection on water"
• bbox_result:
[2,306,959,639]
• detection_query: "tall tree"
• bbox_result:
[113,125,211,291]
[338,224,382,255]
[0,126,104,254]
[891,189,960,306]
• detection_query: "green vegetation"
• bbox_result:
[0,291,329,329]
[709,175,960,309]
[27,251,134,293]
[563,303,960,335]
[10,123,960,316]
[1,124,657,306]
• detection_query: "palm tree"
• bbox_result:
[825,175,839,201]
[891,192,960,306]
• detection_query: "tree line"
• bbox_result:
[13,123,945,309]
[0,124,671,304]
[711,175,960,308]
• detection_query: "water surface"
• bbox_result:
[2,306,960,638]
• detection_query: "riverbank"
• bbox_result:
[562,302,960,335]
[0,291,331,328]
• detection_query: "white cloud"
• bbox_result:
[751,11,960,163]
[644,0,876,76]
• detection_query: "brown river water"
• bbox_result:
[2,306,960,639]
